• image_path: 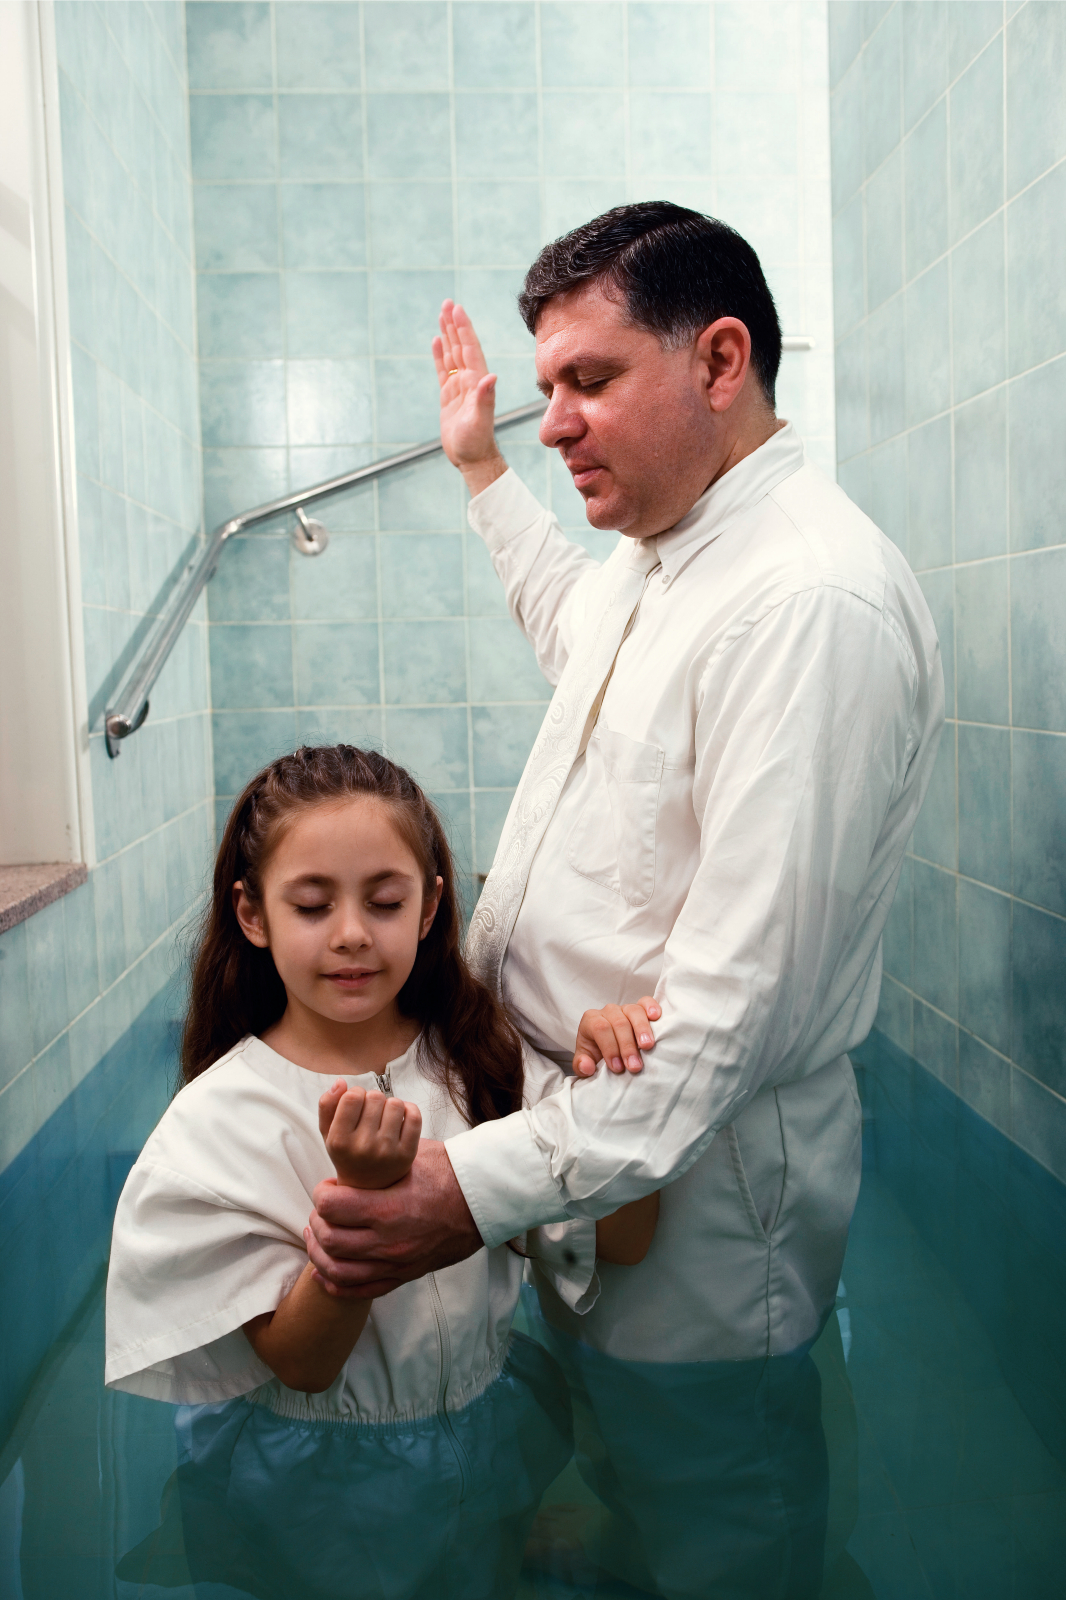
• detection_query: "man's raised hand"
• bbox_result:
[572,997,662,1078]
[432,300,508,495]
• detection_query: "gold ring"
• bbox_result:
[447,368,459,375]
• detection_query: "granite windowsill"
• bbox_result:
[0,863,89,934]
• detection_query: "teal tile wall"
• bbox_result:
[0,4,214,1177]
[829,1,1066,1182]
[189,0,837,908]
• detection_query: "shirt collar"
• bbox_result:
[653,421,805,584]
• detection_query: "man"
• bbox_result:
[308,204,943,1593]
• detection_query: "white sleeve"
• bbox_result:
[468,467,602,684]
[104,1071,325,1403]
[447,583,941,1243]
[514,1046,599,1314]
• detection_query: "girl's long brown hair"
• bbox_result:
[181,745,524,1125]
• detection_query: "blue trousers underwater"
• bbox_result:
[521,1292,836,1600]
[115,1333,572,1600]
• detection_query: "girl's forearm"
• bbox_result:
[243,1262,372,1393]
[595,1191,661,1265]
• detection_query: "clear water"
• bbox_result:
[2,1033,1064,1598]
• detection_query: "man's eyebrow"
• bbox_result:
[536,356,626,395]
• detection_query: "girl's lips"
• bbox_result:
[324,970,378,988]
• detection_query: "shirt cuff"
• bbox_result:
[445,1110,568,1249]
[467,466,551,557]
[528,1218,600,1315]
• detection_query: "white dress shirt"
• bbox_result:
[446,423,944,1362]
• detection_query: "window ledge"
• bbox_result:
[0,862,88,934]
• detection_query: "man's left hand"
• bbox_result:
[306,1140,483,1298]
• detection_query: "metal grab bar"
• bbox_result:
[104,400,547,756]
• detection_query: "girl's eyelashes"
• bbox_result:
[294,903,330,917]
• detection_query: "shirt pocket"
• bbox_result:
[566,726,665,908]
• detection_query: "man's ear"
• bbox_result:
[420,876,444,941]
[694,318,751,413]
[233,881,270,948]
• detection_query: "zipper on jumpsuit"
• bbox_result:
[377,1066,473,1499]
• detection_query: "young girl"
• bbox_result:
[105,746,657,1600]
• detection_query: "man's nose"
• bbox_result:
[539,390,584,449]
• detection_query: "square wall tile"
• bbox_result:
[830,59,865,210]
[200,360,287,448]
[867,297,904,445]
[901,0,947,132]
[948,2,1002,80]
[1012,731,1066,918]
[953,389,1006,564]
[904,260,950,427]
[203,446,289,533]
[363,1,448,91]
[539,3,623,88]
[297,706,383,748]
[452,2,537,90]
[903,100,948,280]
[374,357,443,443]
[1006,160,1066,379]
[951,217,1006,408]
[833,193,865,337]
[371,270,457,357]
[194,183,278,271]
[630,1,710,88]
[279,95,363,180]
[1008,357,1066,553]
[285,272,368,358]
[366,94,452,181]
[286,358,373,447]
[469,617,548,702]
[292,534,377,622]
[876,974,913,1055]
[907,415,952,571]
[1005,0,1066,196]
[368,183,454,269]
[949,35,1003,245]
[542,92,626,178]
[1011,1066,1066,1184]
[1011,546,1066,733]
[956,559,1009,726]
[275,1,361,90]
[959,879,1012,1057]
[281,184,366,270]
[1012,903,1066,1098]
[958,1032,1010,1137]
[385,706,469,791]
[918,567,955,716]
[866,148,903,312]
[868,435,908,554]
[294,621,380,705]
[862,3,901,177]
[715,93,797,179]
[383,619,467,705]
[209,622,294,709]
[210,709,298,800]
[914,998,959,1089]
[186,2,273,90]
[472,702,544,789]
[378,454,463,532]
[474,788,516,876]
[458,181,541,267]
[455,93,539,180]
[959,725,1010,892]
[189,94,276,181]
[197,272,283,358]
[380,535,464,619]
[208,532,291,623]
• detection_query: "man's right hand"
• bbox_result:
[432,300,509,497]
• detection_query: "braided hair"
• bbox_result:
[180,745,524,1125]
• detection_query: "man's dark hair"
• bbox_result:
[518,201,782,405]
